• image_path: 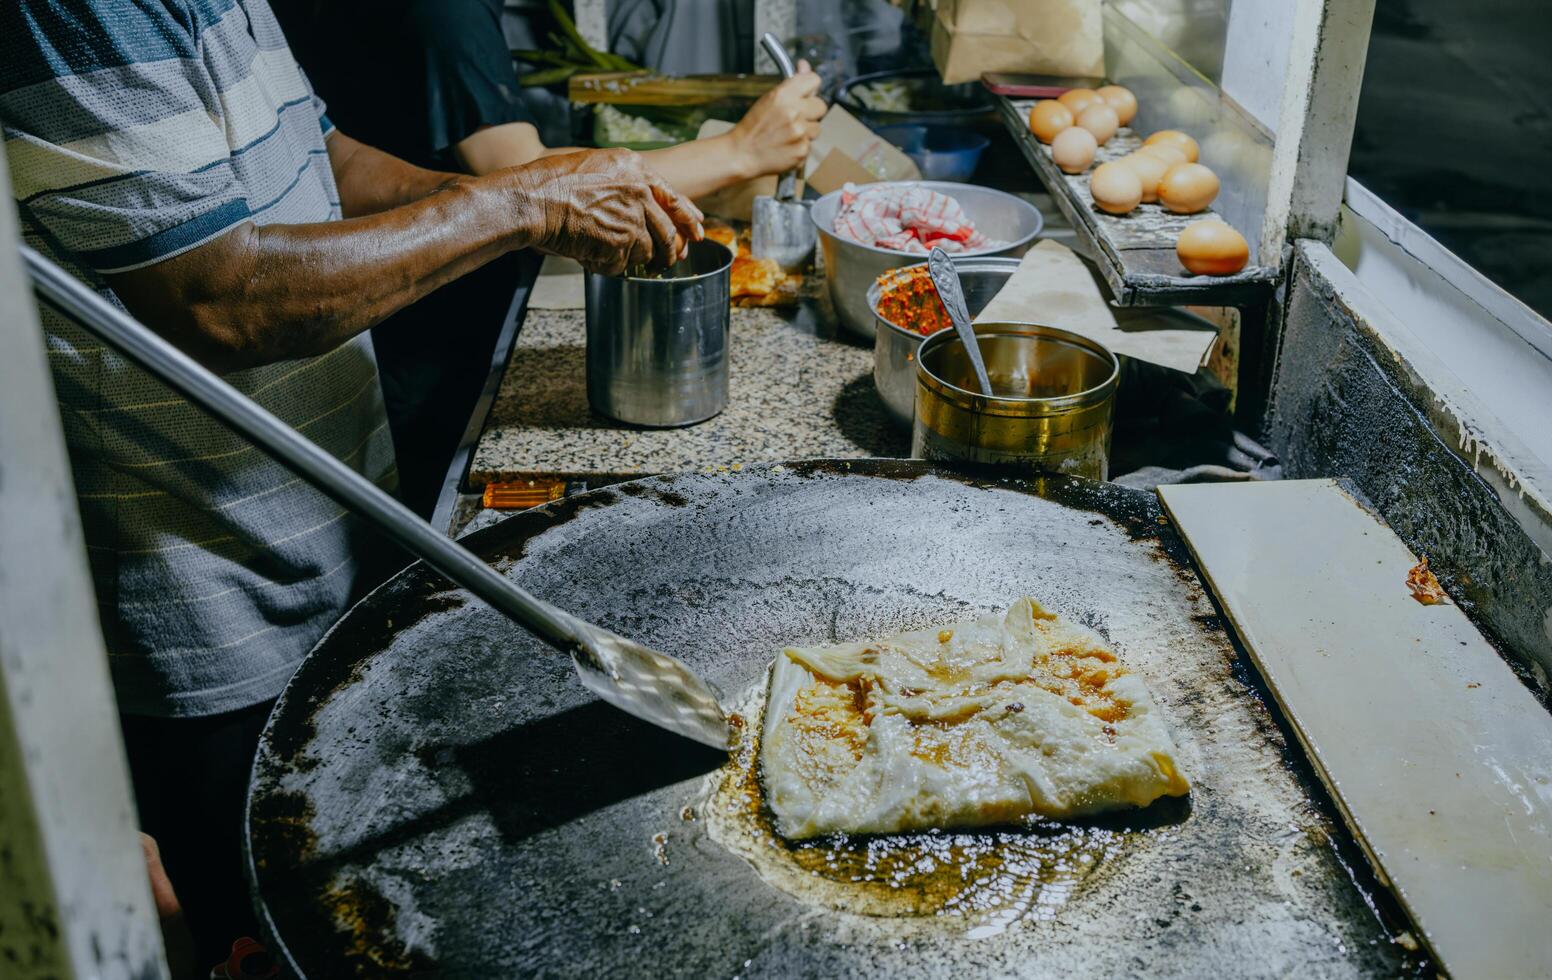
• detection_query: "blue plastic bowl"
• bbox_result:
[874,124,990,182]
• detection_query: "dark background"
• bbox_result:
[1349,0,1552,319]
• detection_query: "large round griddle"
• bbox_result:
[247,461,1410,977]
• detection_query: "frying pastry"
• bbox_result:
[704,224,739,252]
[730,255,782,299]
[735,273,802,308]
[760,597,1189,840]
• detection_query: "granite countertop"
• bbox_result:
[469,305,910,486]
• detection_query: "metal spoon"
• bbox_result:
[928,246,995,396]
[24,245,732,751]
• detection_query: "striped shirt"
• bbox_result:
[3,0,399,717]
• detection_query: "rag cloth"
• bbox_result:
[831,182,1001,253]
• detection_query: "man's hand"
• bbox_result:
[141,833,197,977]
[104,137,710,373]
[729,61,827,180]
[510,148,704,276]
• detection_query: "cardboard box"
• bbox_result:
[802,104,920,192]
[692,107,920,220]
[931,0,1104,85]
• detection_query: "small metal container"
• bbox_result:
[810,181,1043,341]
[868,256,1022,429]
[912,321,1119,480]
[585,240,733,427]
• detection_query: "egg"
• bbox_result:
[1057,88,1103,117]
[1050,126,1098,174]
[1096,85,1137,125]
[1144,130,1199,163]
[1076,103,1120,145]
[1119,151,1169,202]
[1028,99,1074,144]
[1089,161,1142,215]
[1137,142,1189,168]
[1176,219,1249,275]
[1157,162,1219,213]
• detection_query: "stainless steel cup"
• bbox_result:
[912,321,1119,480]
[585,240,733,427]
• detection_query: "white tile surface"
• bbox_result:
[1160,478,1552,979]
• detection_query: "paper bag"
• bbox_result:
[931,0,1104,85]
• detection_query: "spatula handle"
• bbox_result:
[23,245,591,658]
[759,32,801,202]
[759,32,797,79]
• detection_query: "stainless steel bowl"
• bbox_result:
[584,240,733,427]
[867,256,1022,429]
[912,321,1119,480]
[811,181,1042,341]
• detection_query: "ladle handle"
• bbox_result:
[928,247,995,397]
[23,246,595,661]
[759,32,801,203]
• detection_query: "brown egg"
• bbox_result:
[1119,151,1169,203]
[1029,99,1075,144]
[1137,142,1189,168]
[1157,162,1220,213]
[1089,161,1142,215]
[1144,130,1199,163]
[1076,103,1120,145]
[1057,88,1103,117]
[1176,220,1249,275]
[1097,85,1138,125]
[1050,126,1098,174]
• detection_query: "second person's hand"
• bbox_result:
[730,59,827,180]
[511,147,704,275]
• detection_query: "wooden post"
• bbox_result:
[1259,0,1376,265]
[0,148,169,978]
[572,0,609,54]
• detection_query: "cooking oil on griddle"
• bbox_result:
[701,682,1129,933]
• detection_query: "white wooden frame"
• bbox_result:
[1259,0,1376,264]
[0,156,168,975]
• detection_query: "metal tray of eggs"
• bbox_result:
[998,90,1280,308]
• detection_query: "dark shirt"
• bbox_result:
[272,0,538,516]
[276,0,536,168]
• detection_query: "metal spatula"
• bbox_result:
[750,32,816,272]
[24,246,732,751]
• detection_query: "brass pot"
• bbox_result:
[912,322,1119,480]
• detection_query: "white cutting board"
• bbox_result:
[1160,479,1552,979]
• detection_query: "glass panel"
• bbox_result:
[1348,0,1552,321]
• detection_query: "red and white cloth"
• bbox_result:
[830,183,1001,254]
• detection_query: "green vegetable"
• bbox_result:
[509,3,644,87]
[512,49,574,67]
[519,65,581,87]
[548,0,614,70]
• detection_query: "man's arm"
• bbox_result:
[106,147,702,373]
[454,69,827,199]
[326,130,462,215]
